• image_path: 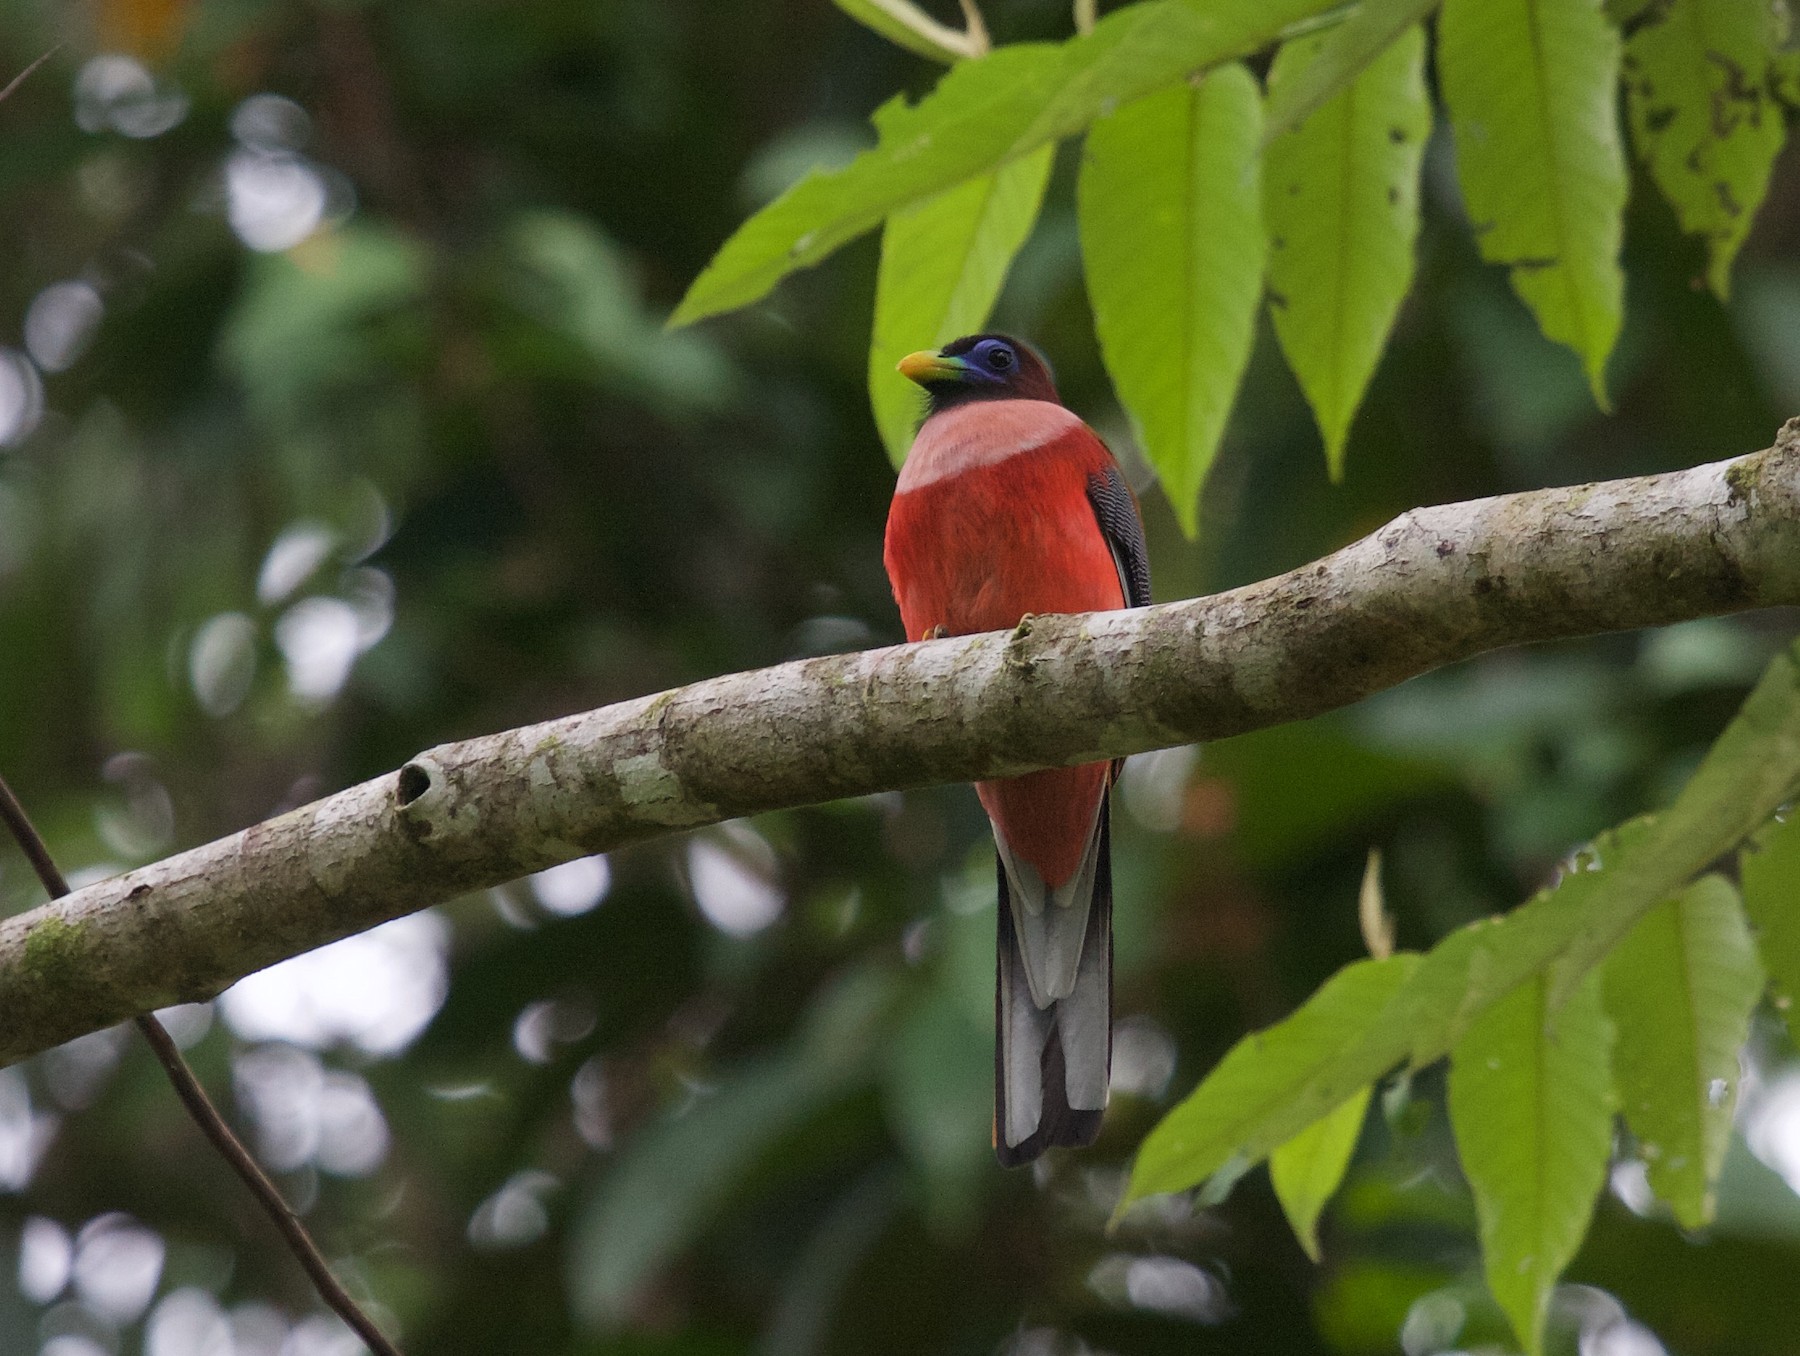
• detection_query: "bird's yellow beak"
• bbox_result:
[897,350,967,385]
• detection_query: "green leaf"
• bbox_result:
[1126,642,1800,1215]
[1623,0,1787,299]
[1264,24,1429,477]
[868,147,1054,466]
[1437,0,1628,405]
[1774,46,1800,111]
[1448,969,1614,1356]
[1397,640,1800,1047]
[1078,65,1265,535]
[1263,0,1444,140]
[1127,955,1418,1203]
[1547,638,1800,1000]
[672,0,1341,327]
[1270,1084,1372,1262]
[1119,823,1622,1215]
[1741,811,1800,1045]
[1391,821,1658,1067]
[1602,874,1763,1228]
[831,0,975,63]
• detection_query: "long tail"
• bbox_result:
[993,797,1113,1168]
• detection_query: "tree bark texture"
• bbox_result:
[4,425,1800,1067]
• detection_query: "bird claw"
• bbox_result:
[924,624,948,640]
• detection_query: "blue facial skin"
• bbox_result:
[942,337,1020,386]
[903,332,1060,414]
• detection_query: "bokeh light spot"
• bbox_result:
[512,998,595,1065]
[18,1216,72,1304]
[274,596,364,703]
[571,1056,610,1149]
[24,282,104,373]
[529,854,611,917]
[219,912,449,1055]
[1120,745,1201,833]
[42,1027,127,1110]
[189,612,259,717]
[1744,1065,1800,1193]
[282,1313,368,1356]
[226,149,327,253]
[0,348,45,447]
[40,1336,110,1356]
[687,828,784,938]
[70,1212,164,1324]
[1109,1015,1177,1099]
[230,94,313,154]
[73,55,188,137]
[232,1045,391,1176]
[0,1067,58,1191]
[146,1287,233,1356]
[257,522,337,605]
[468,1170,558,1249]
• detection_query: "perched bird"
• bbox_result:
[883,334,1150,1166]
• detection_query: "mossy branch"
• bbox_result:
[4,423,1800,1066]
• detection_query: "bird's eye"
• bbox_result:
[987,346,1014,371]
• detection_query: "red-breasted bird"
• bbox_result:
[883,334,1150,1166]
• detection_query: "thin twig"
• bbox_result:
[1073,0,1096,36]
[861,0,985,60]
[957,0,991,54]
[1358,849,1394,961]
[0,774,404,1356]
[0,45,62,105]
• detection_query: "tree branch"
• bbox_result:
[4,426,1800,1066]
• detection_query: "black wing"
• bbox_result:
[1085,464,1151,609]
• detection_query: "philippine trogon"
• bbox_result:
[882,333,1151,1166]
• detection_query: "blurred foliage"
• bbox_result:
[1,3,1800,1356]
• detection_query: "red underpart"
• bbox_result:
[884,424,1124,888]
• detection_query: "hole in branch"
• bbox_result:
[395,763,433,807]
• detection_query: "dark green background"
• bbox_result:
[2,3,1799,1353]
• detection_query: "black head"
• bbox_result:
[897,333,1061,416]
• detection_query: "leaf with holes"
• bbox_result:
[1263,0,1444,139]
[1602,874,1763,1228]
[868,147,1054,466]
[1265,24,1429,476]
[1437,0,1627,405]
[1623,0,1787,299]
[1079,65,1264,535]
[1449,969,1614,1356]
